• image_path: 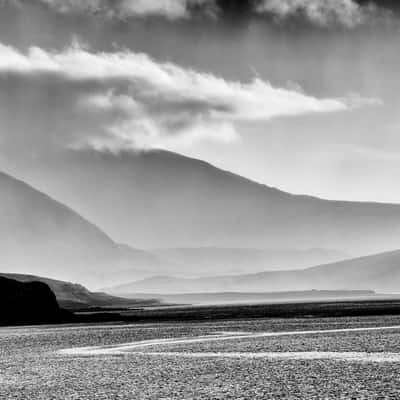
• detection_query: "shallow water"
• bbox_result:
[2,316,400,399]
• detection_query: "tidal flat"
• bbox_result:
[1,315,400,399]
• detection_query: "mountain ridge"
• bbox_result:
[0,171,157,287]
[106,249,400,295]
[21,148,400,254]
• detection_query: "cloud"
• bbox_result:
[342,93,383,108]
[6,0,218,19]
[254,0,389,28]
[2,0,395,27]
[0,42,378,152]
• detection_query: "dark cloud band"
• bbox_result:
[1,0,395,28]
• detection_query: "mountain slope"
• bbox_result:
[302,250,400,292]
[0,171,156,287]
[0,169,346,286]
[23,149,400,255]
[107,249,400,294]
[151,247,349,276]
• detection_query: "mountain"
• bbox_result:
[0,171,159,287]
[116,244,177,276]
[20,149,400,255]
[151,247,349,276]
[301,250,400,293]
[0,273,160,310]
[2,169,345,286]
[106,249,400,295]
[0,276,71,326]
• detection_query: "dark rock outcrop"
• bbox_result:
[0,277,72,326]
[1,273,160,310]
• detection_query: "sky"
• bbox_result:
[0,0,400,202]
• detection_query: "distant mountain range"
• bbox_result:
[0,168,353,287]
[150,247,349,276]
[2,148,400,288]
[107,249,400,295]
[20,149,400,255]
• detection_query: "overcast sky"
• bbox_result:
[0,0,400,202]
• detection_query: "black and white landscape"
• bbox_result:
[1,1,400,399]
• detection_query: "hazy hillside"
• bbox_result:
[107,250,400,295]
[0,170,349,287]
[0,171,158,287]
[302,250,400,293]
[24,149,400,255]
[152,247,349,276]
